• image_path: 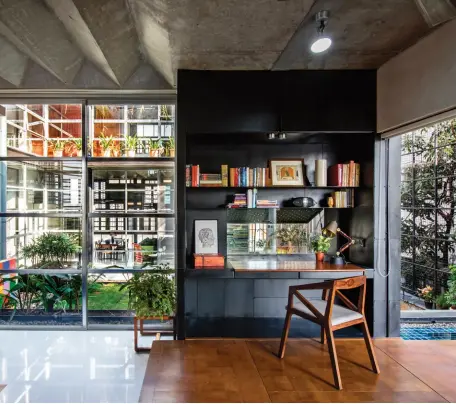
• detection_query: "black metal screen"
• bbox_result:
[401,119,456,295]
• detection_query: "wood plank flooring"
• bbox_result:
[139,339,456,403]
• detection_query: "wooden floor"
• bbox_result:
[139,338,456,403]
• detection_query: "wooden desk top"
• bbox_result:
[229,259,365,272]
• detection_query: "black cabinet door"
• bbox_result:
[178,71,279,134]
[279,71,376,132]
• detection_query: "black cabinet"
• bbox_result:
[178,70,279,134]
[279,70,376,132]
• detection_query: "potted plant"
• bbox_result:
[50,139,66,157]
[71,138,82,157]
[164,137,175,157]
[119,263,175,318]
[310,234,332,262]
[445,264,456,310]
[417,285,434,309]
[125,135,138,157]
[148,138,163,157]
[98,133,113,157]
[435,293,450,310]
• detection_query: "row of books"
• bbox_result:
[332,190,355,208]
[328,161,360,187]
[227,190,279,209]
[229,167,269,187]
[185,165,271,187]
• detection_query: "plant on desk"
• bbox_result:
[310,234,332,262]
[119,263,175,318]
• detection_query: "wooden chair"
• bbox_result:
[278,276,380,390]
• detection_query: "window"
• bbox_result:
[400,119,456,297]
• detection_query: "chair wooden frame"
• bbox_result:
[278,276,380,390]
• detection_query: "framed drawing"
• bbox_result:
[269,159,305,186]
[194,220,218,254]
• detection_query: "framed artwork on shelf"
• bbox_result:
[194,220,218,254]
[269,159,305,186]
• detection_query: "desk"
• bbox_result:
[229,260,365,273]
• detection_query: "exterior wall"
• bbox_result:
[377,19,456,133]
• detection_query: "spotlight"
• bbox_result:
[310,10,332,54]
[268,133,276,140]
[278,133,287,140]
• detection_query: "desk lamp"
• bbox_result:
[322,221,355,265]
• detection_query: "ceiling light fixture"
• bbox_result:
[310,10,332,54]
[278,133,287,140]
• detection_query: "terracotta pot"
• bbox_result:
[54,150,63,157]
[451,305,456,310]
[150,149,160,157]
[126,150,136,158]
[315,252,325,262]
[169,148,175,158]
[424,301,434,309]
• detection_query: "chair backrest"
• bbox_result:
[326,276,367,318]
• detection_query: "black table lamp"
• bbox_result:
[322,221,355,265]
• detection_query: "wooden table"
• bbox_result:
[133,316,176,352]
[229,259,366,272]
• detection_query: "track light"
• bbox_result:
[278,133,286,140]
[268,133,276,139]
[310,10,332,54]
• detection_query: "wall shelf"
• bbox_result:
[186,186,359,190]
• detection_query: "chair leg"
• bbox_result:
[320,326,326,344]
[278,311,292,359]
[325,325,342,390]
[361,319,380,374]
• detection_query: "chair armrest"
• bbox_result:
[290,280,334,292]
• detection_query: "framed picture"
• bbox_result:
[194,220,218,254]
[269,159,305,186]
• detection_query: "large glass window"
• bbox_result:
[400,119,456,303]
[0,102,176,329]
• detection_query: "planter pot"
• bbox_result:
[54,150,63,157]
[424,301,434,309]
[126,150,136,158]
[150,149,160,157]
[102,149,111,158]
[450,305,456,310]
[436,305,449,310]
[168,148,175,158]
[76,150,82,157]
[315,252,325,262]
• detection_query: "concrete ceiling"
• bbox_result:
[0,0,454,90]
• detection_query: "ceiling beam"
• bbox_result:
[127,0,175,87]
[0,36,27,86]
[72,0,142,86]
[44,0,120,86]
[414,0,456,26]
[0,0,83,85]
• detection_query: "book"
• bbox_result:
[355,163,360,186]
[349,160,355,186]
[230,168,235,187]
[221,165,228,187]
[328,164,343,186]
[191,165,200,187]
[185,165,191,187]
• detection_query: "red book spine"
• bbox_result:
[191,165,200,187]
[328,164,343,186]
[235,168,239,187]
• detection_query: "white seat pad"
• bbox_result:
[290,299,363,326]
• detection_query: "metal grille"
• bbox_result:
[400,121,456,296]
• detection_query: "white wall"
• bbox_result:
[377,19,456,133]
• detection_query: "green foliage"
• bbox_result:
[88,283,129,310]
[435,293,450,309]
[445,265,456,307]
[49,139,66,151]
[119,263,175,317]
[310,234,332,253]
[401,119,456,295]
[125,134,138,151]
[139,237,156,247]
[148,138,163,150]
[160,105,172,121]
[165,136,175,149]
[71,138,82,151]
[21,232,79,268]
[98,132,113,151]
[417,285,434,303]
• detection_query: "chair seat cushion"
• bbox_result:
[290,299,363,326]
